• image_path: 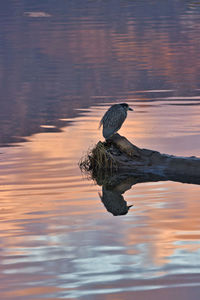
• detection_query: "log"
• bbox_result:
[79,134,200,216]
[79,133,200,185]
[108,133,200,179]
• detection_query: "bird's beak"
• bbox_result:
[128,205,133,210]
[128,107,133,111]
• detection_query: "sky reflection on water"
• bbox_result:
[1,105,200,299]
[0,1,200,299]
[1,0,200,145]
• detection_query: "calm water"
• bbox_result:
[0,1,200,299]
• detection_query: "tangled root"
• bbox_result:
[79,141,118,174]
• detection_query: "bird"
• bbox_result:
[99,103,133,139]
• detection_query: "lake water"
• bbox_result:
[0,1,200,299]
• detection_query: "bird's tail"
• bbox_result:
[99,119,103,129]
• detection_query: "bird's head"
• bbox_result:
[120,103,133,111]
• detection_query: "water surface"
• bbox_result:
[0,1,200,299]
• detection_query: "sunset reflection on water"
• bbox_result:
[1,0,200,299]
[1,101,200,299]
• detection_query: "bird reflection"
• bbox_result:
[99,187,133,216]
[82,149,200,216]
[94,169,200,216]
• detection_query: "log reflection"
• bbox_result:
[96,171,200,215]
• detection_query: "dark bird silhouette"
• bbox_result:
[99,187,133,216]
[99,103,133,139]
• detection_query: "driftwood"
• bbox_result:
[79,134,200,215]
[108,134,200,178]
[79,133,200,184]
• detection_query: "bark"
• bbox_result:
[80,134,200,216]
[79,133,200,185]
[107,133,200,180]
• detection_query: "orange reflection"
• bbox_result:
[0,105,200,254]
